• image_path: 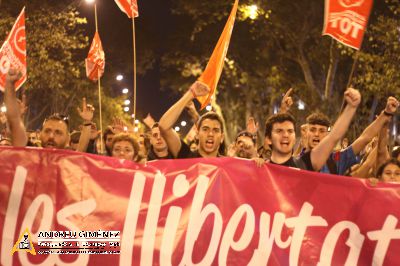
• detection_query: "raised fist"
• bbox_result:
[344,88,361,108]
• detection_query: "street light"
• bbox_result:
[116,74,123,81]
[85,0,95,3]
[174,126,180,132]
[206,105,212,111]
[134,119,139,125]
[298,100,305,110]
[243,4,259,20]
[124,99,131,105]
[122,88,129,94]
[181,121,187,127]
[124,106,130,112]
[0,106,6,113]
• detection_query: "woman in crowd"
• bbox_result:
[376,159,400,183]
[111,133,140,162]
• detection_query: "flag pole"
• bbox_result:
[94,3,104,154]
[131,11,137,121]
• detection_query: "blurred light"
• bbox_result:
[244,4,259,20]
[206,105,212,111]
[116,74,123,81]
[298,100,305,110]
[174,126,180,132]
[123,126,128,131]
[134,127,139,132]
[181,121,187,127]
[273,105,278,114]
[0,106,6,113]
[124,107,130,112]
[85,0,95,3]
[122,88,129,94]
[124,99,131,105]
[135,119,139,124]
[131,114,135,118]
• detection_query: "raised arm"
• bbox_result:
[4,69,27,147]
[76,98,95,152]
[159,81,209,157]
[279,88,293,114]
[310,88,361,171]
[351,96,399,155]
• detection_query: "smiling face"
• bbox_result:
[197,118,224,157]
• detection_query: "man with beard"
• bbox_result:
[40,98,95,150]
[159,81,225,158]
[147,123,174,160]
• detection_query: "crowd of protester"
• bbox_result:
[1,69,399,184]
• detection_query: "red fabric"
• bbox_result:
[114,0,139,18]
[322,0,373,49]
[85,31,105,81]
[0,8,26,91]
[1,147,399,265]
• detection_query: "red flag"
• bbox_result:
[323,0,373,50]
[0,7,26,92]
[196,0,238,109]
[85,31,105,81]
[115,0,139,18]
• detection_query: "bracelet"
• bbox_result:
[190,87,197,98]
[383,110,394,117]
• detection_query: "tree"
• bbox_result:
[160,0,399,142]
[0,1,129,131]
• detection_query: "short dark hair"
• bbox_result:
[70,131,81,144]
[197,112,224,132]
[236,131,257,145]
[151,122,159,129]
[103,127,114,141]
[392,146,400,159]
[264,113,296,138]
[376,159,400,179]
[306,112,330,128]
[43,113,69,130]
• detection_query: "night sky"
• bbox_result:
[79,0,180,121]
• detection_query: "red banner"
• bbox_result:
[323,0,373,49]
[0,7,27,91]
[1,147,400,265]
[86,31,105,82]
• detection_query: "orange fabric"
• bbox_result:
[197,0,238,109]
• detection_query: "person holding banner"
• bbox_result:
[265,88,361,171]
[111,132,140,161]
[3,69,27,147]
[159,81,226,158]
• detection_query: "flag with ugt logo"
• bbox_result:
[115,0,139,18]
[323,0,373,50]
[0,7,26,91]
[85,31,105,81]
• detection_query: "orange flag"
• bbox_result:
[196,0,238,109]
[85,31,105,81]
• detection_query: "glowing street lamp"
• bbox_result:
[181,121,187,127]
[124,106,130,112]
[174,126,180,132]
[134,119,139,125]
[124,99,131,105]
[206,105,212,111]
[122,88,129,94]
[116,74,123,81]
[243,4,259,20]
[0,106,6,113]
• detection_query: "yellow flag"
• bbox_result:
[197,0,239,109]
